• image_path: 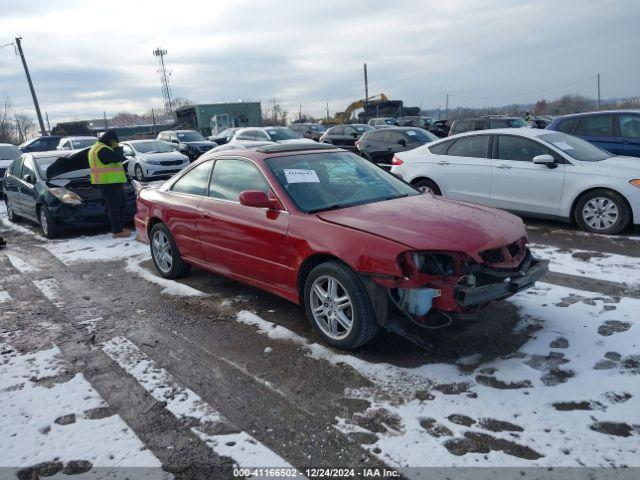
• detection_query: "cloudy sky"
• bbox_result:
[0,0,638,125]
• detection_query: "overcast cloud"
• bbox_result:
[0,0,639,124]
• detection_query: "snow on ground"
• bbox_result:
[32,278,64,308]
[102,336,297,470]
[5,254,39,273]
[126,258,206,297]
[0,290,11,303]
[43,233,148,265]
[0,335,161,469]
[238,282,640,469]
[530,243,640,287]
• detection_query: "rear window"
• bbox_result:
[555,118,577,134]
[404,129,437,142]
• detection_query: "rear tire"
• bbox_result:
[38,205,58,239]
[149,223,191,279]
[304,261,379,350]
[5,198,21,222]
[413,178,441,195]
[574,189,631,235]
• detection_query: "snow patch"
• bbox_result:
[43,233,148,265]
[0,290,11,303]
[32,278,64,307]
[5,254,39,273]
[126,258,206,297]
[0,340,160,468]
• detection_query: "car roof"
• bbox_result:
[446,128,551,140]
[61,136,95,140]
[127,139,160,143]
[29,150,75,159]
[204,142,343,161]
[556,109,640,118]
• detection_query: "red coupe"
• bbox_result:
[135,144,547,349]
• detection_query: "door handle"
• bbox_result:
[496,164,511,169]
[200,211,214,219]
[437,161,450,166]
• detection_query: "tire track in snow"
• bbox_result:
[102,336,302,472]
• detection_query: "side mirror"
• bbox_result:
[171,139,179,144]
[351,132,359,138]
[239,190,282,210]
[22,173,34,184]
[532,154,555,165]
[397,139,407,147]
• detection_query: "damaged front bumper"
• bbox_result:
[454,255,549,308]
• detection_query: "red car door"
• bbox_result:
[196,158,292,293]
[162,160,214,262]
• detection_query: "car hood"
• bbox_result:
[136,151,188,161]
[46,148,89,179]
[316,194,526,258]
[579,156,640,175]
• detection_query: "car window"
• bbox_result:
[122,144,134,156]
[209,159,269,201]
[575,115,613,137]
[446,135,490,158]
[45,138,60,148]
[429,140,453,155]
[235,130,254,140]
[21,157,36,182]
[474,120,488,130]
[555,118,577,134]
[370,131,387,142]
[497,135,549,162]
[332,126,344,135]
[388,132,406,143]
[618,114,640,138]
[257,130,272,141]
[171,161,213,196]
[404,129,437,142]
[10,157,24,175]
[489,120,506,129]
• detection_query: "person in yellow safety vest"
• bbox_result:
[88,130,131,239]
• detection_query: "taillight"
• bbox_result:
[392,156,403,166]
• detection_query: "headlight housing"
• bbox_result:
[144,159,161,165]
[400,251,460,277]
[49,187,82,205]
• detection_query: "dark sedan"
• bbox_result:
[3,150,135,238]
[319,124,373,150]
[19,135,64,153]
[356,127,437,167]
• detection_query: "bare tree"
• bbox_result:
[14,111,36,144]
[262,99,289,126]
[533,99,548,115]
[0,94,16,144]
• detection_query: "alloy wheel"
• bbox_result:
[418,185,434,195]
[135,165,145,181]
[309,275,354,340]
[582,196,619,231]
[152,230,173,273]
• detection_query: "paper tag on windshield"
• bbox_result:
[552,141,574,151]
[284,169,320,183]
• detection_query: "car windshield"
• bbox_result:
[404,129,438,142]
[310,125,326,132]
[384,119,397,125]
[266,151,419,213]
[72,138,96,149]
[266,128,301,141]
[133,141,175,153]
[539,132,611,162]
[0,145,21,160]
[177,131,205,141]
[506,118,527,128]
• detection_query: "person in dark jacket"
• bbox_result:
[88,130,131,238]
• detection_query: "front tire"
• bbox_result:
[149,223,191,279]
[304,261,379,350]
[38,205,58,239]
[574,189,631,235]
[134,164,146,182]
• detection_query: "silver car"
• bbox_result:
[56,136,97,150]
[121,140,190,182]
[391,128,640,235]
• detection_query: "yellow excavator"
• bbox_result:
[323,93,389,125]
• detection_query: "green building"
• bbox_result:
[175,102,262,136]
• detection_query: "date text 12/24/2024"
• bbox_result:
[233,468,401,478]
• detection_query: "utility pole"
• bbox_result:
[445,93,449,120]
[103,111,108,130]
[151,109,157,137]
[326,102,329,123]
[364,63,369,102]
[45,112,51,134]
[299,103,302,122]
[15,37,46,136]
[597,73,601,110]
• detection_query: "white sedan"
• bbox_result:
[391,128,640,234]
[121,140,190,182]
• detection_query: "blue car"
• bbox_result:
[547,110,640,158]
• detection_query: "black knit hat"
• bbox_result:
[99,129,119,145]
